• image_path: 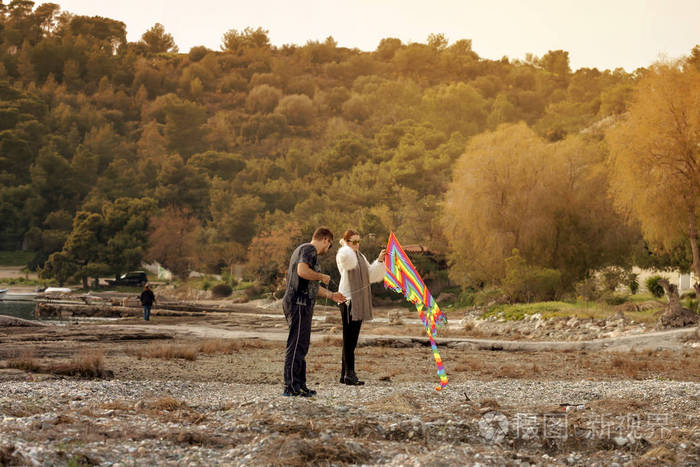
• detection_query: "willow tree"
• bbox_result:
[607,61,700,296]
[443,123,550,285]
[443,123,636,288]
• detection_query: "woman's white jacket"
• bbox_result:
[336,245,385,302]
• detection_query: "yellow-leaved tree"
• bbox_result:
[607,60,700,299]
[443,122,636,290]
[443,123,550,285]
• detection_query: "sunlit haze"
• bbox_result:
[53,0,699,71]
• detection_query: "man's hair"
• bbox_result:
[312,227,334,242]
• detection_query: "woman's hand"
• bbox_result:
[377,249,386,263]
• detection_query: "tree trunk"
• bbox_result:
[688,215,700,298]
[657,278,699,328]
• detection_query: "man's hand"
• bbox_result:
[330,292,346,304]
[298,263,330,285]
[319,273,330,285]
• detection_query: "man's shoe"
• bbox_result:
[343,375,365,386]
[282,386,301,397]
[299,386,317,397]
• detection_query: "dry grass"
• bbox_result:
[320,336,343,347]
[497,364,522,378]
[453,359,484,372]
[633,446,678,466]
[588,397,649,414]
[605,351,673,379]
[199,338,275,354]
[100,400,131,411]
[150,396,187,411]
[254,434,371,466]
[366,392,423,414]
[54,414,77,425]
[133,339,276,360]
[478,398,501,409]
[7,351,42,372]
[135,343,199,361]
[51,350,107,378]
[1,400,48,417]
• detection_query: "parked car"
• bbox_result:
[107,271,148,287]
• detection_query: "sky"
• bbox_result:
[52,0,699,72]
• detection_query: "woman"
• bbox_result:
[336,229,386,385]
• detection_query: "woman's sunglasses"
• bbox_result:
[349,239,360,245]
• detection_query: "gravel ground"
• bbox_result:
[0,378,698,466]
[1,304,698,466]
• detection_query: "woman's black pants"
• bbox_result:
[339,301,362,378]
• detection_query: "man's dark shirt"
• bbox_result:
[282,243,319,317]
[140,289,155,306]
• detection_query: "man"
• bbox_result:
[282,227,345,397]
[139,284,156,321]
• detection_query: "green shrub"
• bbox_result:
[220,269,238,288]
[211,283,233,298]
[481,301,574,321]
[600,266,626,292]
[473,288,507,306]
[628,273,639,295]
[601,292,628,305]
[244,284,265,300]
[201,278,212,291]
[458,290,476,307]
[575,277,599,301]
[646,275,665,298]
[501,249,561,303]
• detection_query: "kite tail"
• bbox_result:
[425,326,448,391]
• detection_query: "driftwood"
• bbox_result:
[0,314,47,326]
[657,279,699,328]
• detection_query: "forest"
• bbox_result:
[1,1,699,300]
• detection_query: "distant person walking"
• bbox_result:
[282,227,345,397]
[336,229,385,385]
[139,284,156,321]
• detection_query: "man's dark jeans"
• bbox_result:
[143,304,152,321]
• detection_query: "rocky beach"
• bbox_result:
[0,296,698,466]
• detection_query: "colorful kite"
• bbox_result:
[384,232,448,390]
